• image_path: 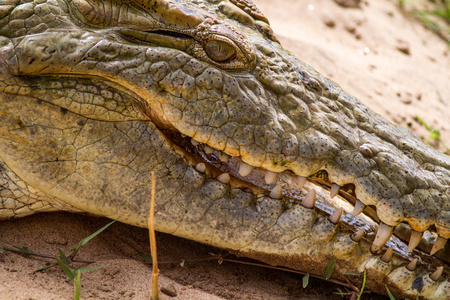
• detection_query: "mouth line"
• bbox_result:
[160,128,448,267]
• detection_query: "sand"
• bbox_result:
[1,0,449,299]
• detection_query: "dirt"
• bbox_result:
[1,0,449,299]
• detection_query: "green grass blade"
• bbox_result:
[139,252,152,263]
[34,263,57,274]
[302,273,310,288]
[333,288,346,296]
[324,257,336,280]
[58,249,71,265]
[0,247,4,253]
[385,285,396,300]
[356,270,366,300]
[343,272,360,276]
[415,115,432,131]
[429,128,441,140]
[74,265,105,274]
[74,270,81,300]
[73,218,118,256]
[55,255,74,281]
[2,245,32,255]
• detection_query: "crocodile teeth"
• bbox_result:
[330,183,340,198]
[239,162,254,177]
[204,145,215,154]
[371,222,394,253]
[351,200,366,216]
[430,266,444,281]
[195,163,206,173]
[269,184,283,199]
[406,258,417,271]
[351,228,364,242]
[407,230,423,252]
[295,176,307,189]
[381,246,393,263]
[219,152,230,162]
[217,173,230,184]
[191,139,199,146]
[264,171,277,184]
[329,207,343,224]
[430,236,447,255]
[301,190,316,208]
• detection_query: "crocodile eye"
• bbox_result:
[204,40,236,62]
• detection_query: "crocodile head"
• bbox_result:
[0,0,448,298]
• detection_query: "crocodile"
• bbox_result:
[0,0,448,298]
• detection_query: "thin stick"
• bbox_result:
[149,172,159,300]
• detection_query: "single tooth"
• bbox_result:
[430,236,447,255]
[430,266,444,281]
[351,229,364,242]
[195,163,206,173]
[219,152,230,162]
[352,200,366,216]
[330,183,340,198]
[406,258,417,271]
[371,222,394,253]
[181,133,187,138]
[239,162,254,177]
[295,176,307,189]
[329,207,343,224]
[407,230,423,253]
[269,184,283,199]
[381,246,393,263]
[216,173,230,184]
[191,139,199,146]
[264,171,277,185]
[204,145,215,154]
[301,190,316,209]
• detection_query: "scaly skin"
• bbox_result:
[0,0,448,298]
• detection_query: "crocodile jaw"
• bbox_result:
[0,0,448,298]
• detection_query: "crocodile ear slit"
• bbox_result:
[430,236,447,255]
[371,222,394,252]
[301,190,316,209]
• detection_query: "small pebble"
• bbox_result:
[161,284,178,297]
[333,0,361,8]
[322,15,336,28]
[396,39,411,55]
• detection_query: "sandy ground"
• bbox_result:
[1,0,449,299]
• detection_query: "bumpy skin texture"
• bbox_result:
[0,0,449,298]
